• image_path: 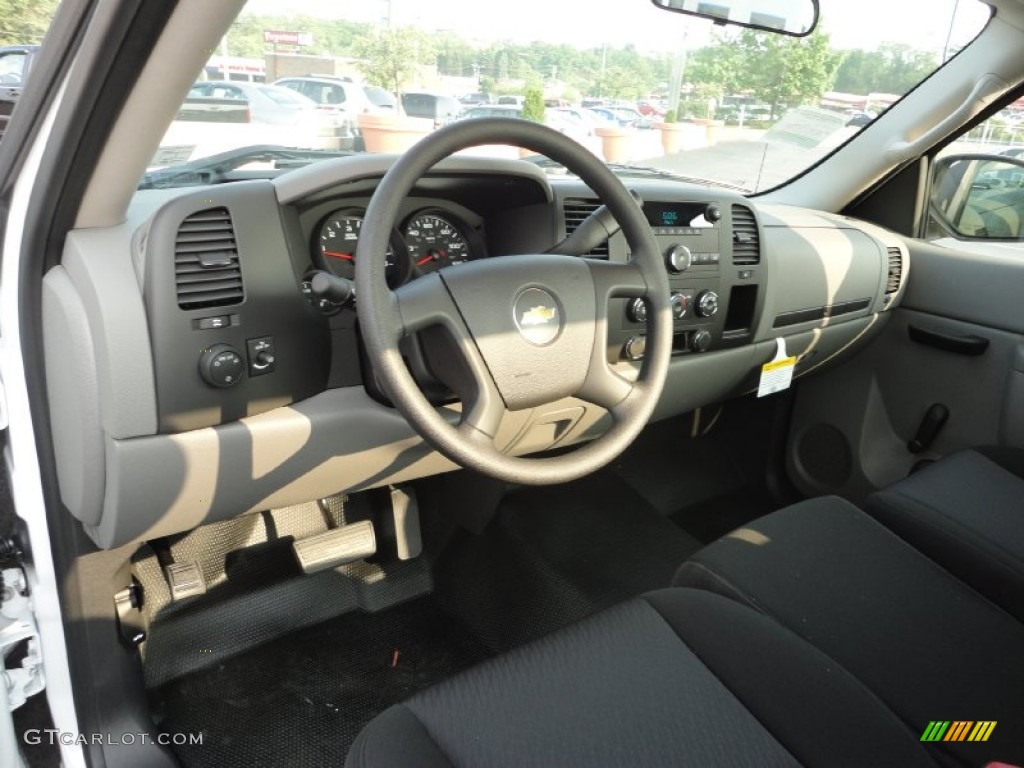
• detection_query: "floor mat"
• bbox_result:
[152,597,490,768]
[670,485,778,544]
[433,471,702,653]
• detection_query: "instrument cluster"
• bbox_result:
[314,206,481,288]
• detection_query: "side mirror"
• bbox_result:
[928,153,1024,240]
[649,0,818,37]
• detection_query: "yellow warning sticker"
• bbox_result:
[758,338,796,397]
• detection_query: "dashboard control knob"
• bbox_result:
[198,344,244,388]
[696,290,719,318]
[627,298,648,323]
[704,204,722,223]
[666,244,692,273]
[670,291,687,319]
[691,329,712,353]
[623,335,646,361]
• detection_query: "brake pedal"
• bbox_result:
[292,520,377,574]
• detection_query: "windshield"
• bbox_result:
[151,0,990,192]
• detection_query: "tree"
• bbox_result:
[353,27,434,97]
[834,43,938,95]
[522,84,545,123]
[0,0,60,46]
[732,28,839,118]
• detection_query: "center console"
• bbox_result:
[608,197,763,363]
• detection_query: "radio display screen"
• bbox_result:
[644,202,713,229]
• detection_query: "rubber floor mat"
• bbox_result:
[151,598,490,768]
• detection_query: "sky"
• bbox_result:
[241,0,991,55]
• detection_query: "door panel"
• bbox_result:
[786,240,1024,502]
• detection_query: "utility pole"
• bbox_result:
[668,26,689,116]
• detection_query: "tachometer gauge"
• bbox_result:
[403,211,472,274]
[316,208,406,286]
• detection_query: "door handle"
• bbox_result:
[908,324,990,356]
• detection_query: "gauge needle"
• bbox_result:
[324,251,354,261]
[416,254,434,266]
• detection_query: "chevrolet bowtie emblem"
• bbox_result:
[513,288,562,346]
[520,305,557,326]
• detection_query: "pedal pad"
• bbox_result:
[292,520,377,574]
[164,561,207,601]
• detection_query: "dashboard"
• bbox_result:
[43,154,909,549]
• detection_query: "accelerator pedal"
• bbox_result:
[292,520,377,574]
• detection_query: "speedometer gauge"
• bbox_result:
[403,212,472,274]
[316,208,406,286]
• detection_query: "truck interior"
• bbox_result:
[1,0,1022,765]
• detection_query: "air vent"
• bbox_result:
[731,204,760,265]
[174,207,244,310]
[885,247,903,294]
[563,198,609,258]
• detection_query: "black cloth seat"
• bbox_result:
[348,586,940,768]
[865,447,1024,621]
[676,496,1024,767]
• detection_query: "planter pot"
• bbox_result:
[656,122,688,155]
[357,113,434,154]
[693,118,725,146]
[595,125,632,163]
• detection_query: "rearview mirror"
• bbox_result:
[928,154,1024,240]
[649,0,818,36]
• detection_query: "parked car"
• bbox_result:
[496,94,524,106]
[0,44,39,140]
[400,91,462,128]
[459,91,492,105]
[182,80,350,147]
[273,75,378,117]
[461,103,586,140]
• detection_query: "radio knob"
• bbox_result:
[670,291,687,319]
[666,244,692,273]
[198,343,244,388]
[696,290,719,318]
[627,298,648,323]
[623,335,647,361]
[691,329,712,353]
[705,204,722,223]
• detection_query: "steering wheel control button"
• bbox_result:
[198,343,244,388]
[513,287,563,346]
[670,292,687,319]
[627,297,648,323]
[666,244,692,273]
[247,337,276,376]
[624,335,647,361]
[696,290,720,318]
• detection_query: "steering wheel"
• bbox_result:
[356,118,672,485]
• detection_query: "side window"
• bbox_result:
[326,85,346,105]
[0,52,27,85]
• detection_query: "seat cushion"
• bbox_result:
[675,496,1024,766]
[866,448,1024,620]
[348,588,938,768]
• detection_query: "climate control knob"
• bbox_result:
[623,335,647,361]
[627,297,648,323]
[696,290,720,318]
[198,343,244,388]
[665,244,692,273]
[691,329,712,353]
[670,291,687,319]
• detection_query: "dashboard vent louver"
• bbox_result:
[731,204,760,265]
[563,198,609,258]
[885,247,903,294]
[174,207,244,310]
